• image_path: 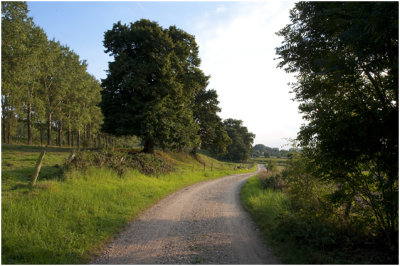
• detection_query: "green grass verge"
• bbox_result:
[241,175,312,263]
[240,175,289,236]
[2,145,255,264]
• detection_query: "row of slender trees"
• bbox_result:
[2,2,103,148]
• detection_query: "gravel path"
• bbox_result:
[92,164,279,264]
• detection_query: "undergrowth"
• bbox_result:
[241,170,398,264]
[64,148,174,176]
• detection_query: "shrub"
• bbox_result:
[257,171,285,191]
[64,148,173,176]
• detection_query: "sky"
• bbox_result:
[27,1,303,149]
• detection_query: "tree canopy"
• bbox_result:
[101,19,229,154]
[3,5,249,159]
[221,119,255,162]
[192,88,231,156]
[2,1,103,147]
[276,1,398,247]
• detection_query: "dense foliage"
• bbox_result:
[276,1,398,254]
[101,19,240,157]
[220,119,255,162]
[102,20,200,153]
[2,2,257,160]
[243,160,397,263]
[192,88,231,156]
[2,2,104,147]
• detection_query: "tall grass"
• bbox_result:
[241,168,397,264]
[2,146,255,264]
[240,175,289,236]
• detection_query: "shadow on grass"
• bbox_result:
[2,245,86,265]
[2,144,74,153]
[3,165,64,189]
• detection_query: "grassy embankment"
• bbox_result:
[2,144,255,264]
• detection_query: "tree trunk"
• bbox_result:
[83,124,86,147]
[27,102,32,145]
[87,124,91,147]
[77,129,81,149]
[40,128,43,146]
[190,147,198,156]
[47,112,52,146]
[142,138,154,153]
[2,118,6,144]
[71,130,74,147]
[57,120,62,146]
[7,119,11,144]
[67,126,71,147]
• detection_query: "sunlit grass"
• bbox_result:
[241,175,289,232]
[2,145,255,264]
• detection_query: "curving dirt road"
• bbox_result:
[93,164,279,264]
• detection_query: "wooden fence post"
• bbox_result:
[31,150,46,188]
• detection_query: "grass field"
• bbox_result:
[2,144,255,264]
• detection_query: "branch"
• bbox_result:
[361,65,389,110]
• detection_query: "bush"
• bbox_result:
[243,152,398,263]
[257,171,284,191]
[275,152,399,263]
[64,148,173,176]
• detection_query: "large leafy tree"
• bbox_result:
[192,88,231,156]
[101,19,204,153]
[221,118,255,162]
[276,2,398,246]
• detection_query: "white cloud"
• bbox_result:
[216,5,227,13]
[192,1,303,148]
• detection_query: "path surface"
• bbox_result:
[93,164,279,264]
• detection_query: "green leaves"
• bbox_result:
[221,119,255,162]
[276,2,398,247]
[102,19,210,153]
[2,2,103,146]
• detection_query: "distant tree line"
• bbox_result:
[252,144,291,158]
[2,4,255,161]
[2,2,104,148]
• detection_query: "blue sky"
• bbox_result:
[27,1,303,149]
[27,1,229,81]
